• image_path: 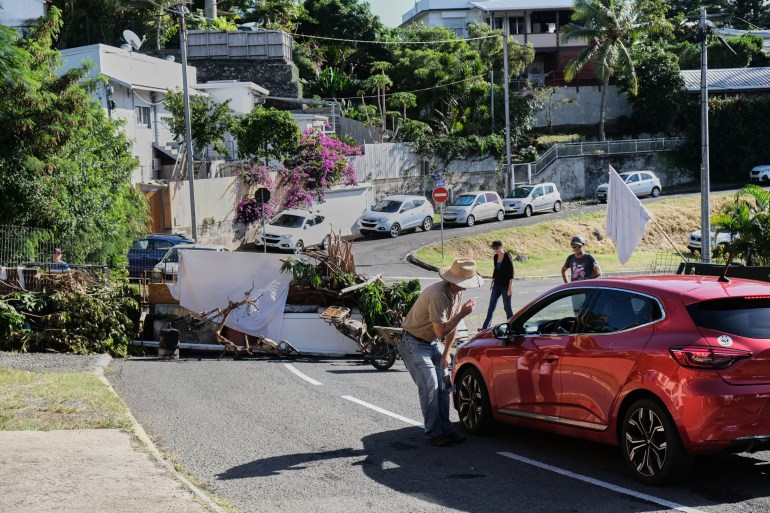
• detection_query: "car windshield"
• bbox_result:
[164,247,219,263]
[452,195,476,206]
[507,187,533,199]
[621,174,634,183]
[372,200,402,213]
[269,214,305,228]
[687,297,770,339]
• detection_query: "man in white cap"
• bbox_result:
[400,258,481,446]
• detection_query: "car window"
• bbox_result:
[452,195,476,206]
[270,214,305,228]
[545,185,554,194]
[625,174,639,183]
[581,289,660,333]
[306,217,316,227]
[485,192,498,203]
[372,200,402,213]
[413,199,425,208]
[313,215,324,225]
[640,173,653,181]
[532,187,543,197]
[516,291,590,335]
[401,201,413,211]
[131,239,149,251]
[475,195,485,205]
[687,297,770,339]
[507,187,533,199]
[154,240,174,251]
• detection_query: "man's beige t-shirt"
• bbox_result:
[401,280,461,342]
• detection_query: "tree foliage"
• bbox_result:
[0,7,148,267]
[163,89,237,156]
[238,106,301,163]
[712,184,770,265]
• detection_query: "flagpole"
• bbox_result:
[649,217,689,262]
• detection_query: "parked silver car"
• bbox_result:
[596,170,661,202]
[749,164,770,183]
[441,191,505,227]
[687,230,733,254]
[503,182,562,217]
[357,195,434,238]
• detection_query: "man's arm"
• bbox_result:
[561,264,570,283]
[591,261,602,279]
[432,299,475,369]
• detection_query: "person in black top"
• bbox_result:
[481,240,514,329]
[561,235,601,282]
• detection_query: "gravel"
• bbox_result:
[0,351,112,375]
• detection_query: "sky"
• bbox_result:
[368,0,416,28]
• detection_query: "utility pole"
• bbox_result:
[178,7,198,241]
[502,23,511,192]
[699,7,711,262]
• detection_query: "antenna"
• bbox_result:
[122,29,146,52]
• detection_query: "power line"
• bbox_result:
[292,33,500,45]
[316,74,488,101]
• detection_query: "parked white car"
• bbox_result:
[503,183,562,217]
[596,170,661,202]
[441,191,505,227]
[258,208,332,254]
[687,230,734,253]
[749,164,770,183]
[357,195,434,238]
[153,244,230,280]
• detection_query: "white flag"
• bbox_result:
[606,165,652,264]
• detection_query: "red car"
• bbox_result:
[452,275,770,485]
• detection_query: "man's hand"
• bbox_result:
[440,352,452,370]
[507,287,513,297]
[460,298,476,316]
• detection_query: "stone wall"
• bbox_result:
[194,59,301,99]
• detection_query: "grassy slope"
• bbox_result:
[415,193,733,278]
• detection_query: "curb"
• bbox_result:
[97,371,227,513]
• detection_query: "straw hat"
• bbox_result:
[439,258,483,289]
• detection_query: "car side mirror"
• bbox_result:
[400,208,406,213]
[491,323,510,339]
[303,225,308,230]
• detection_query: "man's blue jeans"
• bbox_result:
[398,332,452,439]
[482,283,513,329]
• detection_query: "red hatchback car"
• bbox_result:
[452,275,770,485]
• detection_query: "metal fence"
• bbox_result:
[512,137,685,180]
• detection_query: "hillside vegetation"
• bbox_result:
[414,193,733,278]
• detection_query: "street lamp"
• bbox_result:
[177,6,198,241]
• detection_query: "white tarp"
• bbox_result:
[170,251,290,341]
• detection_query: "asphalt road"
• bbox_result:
[108,356,770,513]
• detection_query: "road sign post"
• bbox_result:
[432,186,449,263]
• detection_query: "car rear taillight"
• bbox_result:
[670,346,753,370]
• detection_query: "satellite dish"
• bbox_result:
[122,29,146,51]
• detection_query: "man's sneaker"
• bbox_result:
[444,431,466,444]
[425,434,452,447]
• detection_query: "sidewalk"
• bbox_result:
[0,352,223,513]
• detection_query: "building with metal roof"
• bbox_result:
[680,67,770,94]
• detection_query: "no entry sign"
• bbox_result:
[432,186,449,204]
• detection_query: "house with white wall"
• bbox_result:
[59,44,196,183]
[402,0,594,86]
[0,0,50,33]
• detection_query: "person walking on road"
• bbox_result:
[561,235,601,282]
[399,258,481,447]
[482,240,514,329]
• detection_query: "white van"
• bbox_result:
[441,191,505,227]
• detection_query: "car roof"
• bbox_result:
[560,275,770,304]
[752,164,770,170]
[379,195,426,202]
[144,233,193,240]
[276,208,319,216]
[172,244,229,251]
[459,191,498,195]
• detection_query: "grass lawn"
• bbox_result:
[0,369,133,431]
[416,193,734,278]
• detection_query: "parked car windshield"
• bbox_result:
[452,195,476,206]
[163,247,221,263]
[371,200,402,213]
[687,297,770,339]
[269,214,305,228]
[507,187,533,199]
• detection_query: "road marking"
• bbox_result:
[497,452,708,513]
[283,363,322,386]
[342,395,424,427]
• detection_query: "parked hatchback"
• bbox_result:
[453,275,770,485]
[357,195,434,238]
[441,191,504,226]
[258,208,332,254]
[596,170,661,202]
[687,229,733,254]
[127,233,194,279]
[503,183,562,217]
[749,164,770,183]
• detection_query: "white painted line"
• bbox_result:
[497,452,708,513]
[342,395,424,427]
[284,363,323,386]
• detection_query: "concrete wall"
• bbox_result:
[532,85,631,128]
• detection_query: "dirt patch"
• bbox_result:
[0,429,212,513]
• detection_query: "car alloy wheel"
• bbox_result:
[456,368,492,434]
[621,399,692,485]
[466,215,475,227]
[553,200,562,212]
[524,205,533,217]
[422,216,433,232]
[293,240,304,254]
[496,210,505,221]
[651,186,661,197]
[389,223,401,238]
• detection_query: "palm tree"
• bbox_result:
[561,0,643,140]
[711,184,770,265]
[362,61,393,135]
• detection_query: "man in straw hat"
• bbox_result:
[400,258,482,447]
